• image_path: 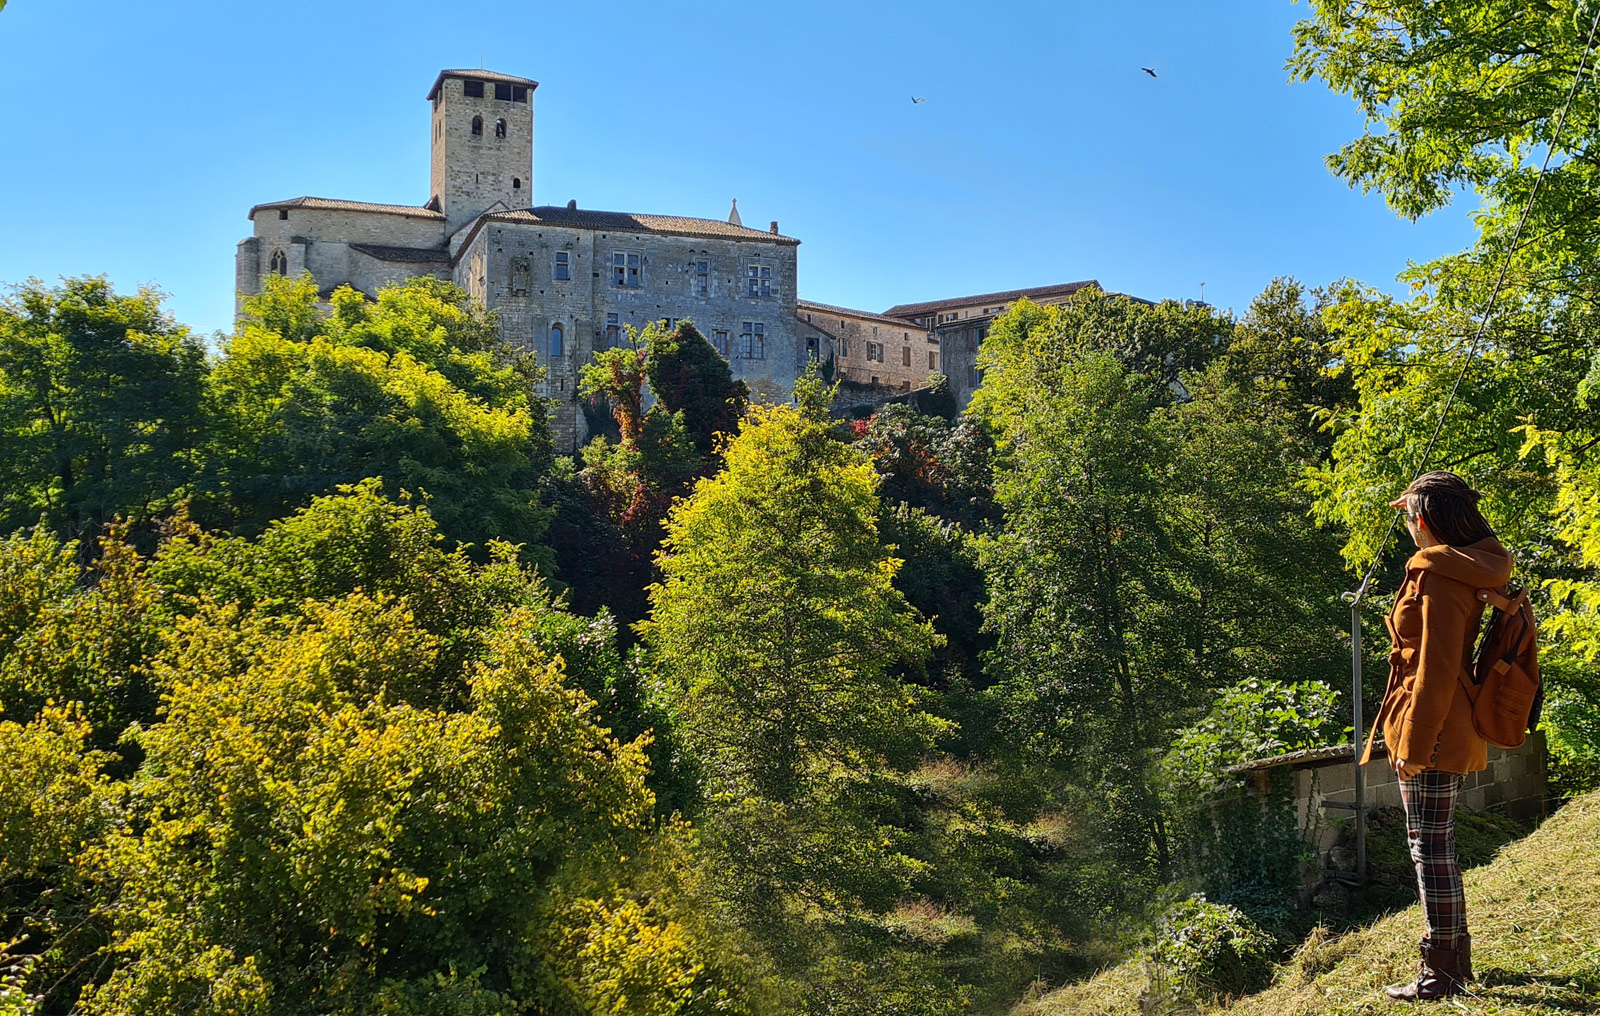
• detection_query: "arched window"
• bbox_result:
[269,249,288,276]
[471,115,483,136]
[549,323,564,357]
[512,177,521,190]
[494,118,507,138]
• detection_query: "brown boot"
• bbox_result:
[1385,943,1467,1001]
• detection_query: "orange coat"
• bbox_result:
[1360,537,1513,775]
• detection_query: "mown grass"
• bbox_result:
[1013,790,1600,1016]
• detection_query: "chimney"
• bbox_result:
[769,220,779,234]
[567,199,577,210]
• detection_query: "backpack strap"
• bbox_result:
[1476,587,1518,612]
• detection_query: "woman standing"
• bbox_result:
[1360,471,1513,1001]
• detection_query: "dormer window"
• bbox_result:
[471,115,483,136]
[495,118,507,138]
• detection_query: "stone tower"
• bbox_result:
[426,70,537,236]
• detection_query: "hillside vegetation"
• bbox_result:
[1015,791,1600,1016]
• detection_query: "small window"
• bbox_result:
[712,329,730,356]
[867,341,883,363]
[871,375,880,385]
[268,249,288,275]
[806,336,819,356]
[928,351,938,370]
[695,259,709,295]
[901,380,911,391]
[511,85,528,102]
[471,115,483,136]
[277,209,288,221]
[968,367,980,387]
[612,251,641,287]
[902,347,911,367]
[495,118,507,138]
[495,82,513,101]
[741,321,765,359]
[746,261,772,298]
[554,251,570,281]
[605,313,621,347]
[513,177,521,190]
[464,80,485,98]
[549,323,564,357]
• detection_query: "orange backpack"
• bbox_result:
[1460,585,1542,749]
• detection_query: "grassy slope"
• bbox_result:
[1014,790,1600,1016]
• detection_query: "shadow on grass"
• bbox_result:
[1469,967,1600,1013]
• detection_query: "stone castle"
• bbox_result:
[236,68,1101,449]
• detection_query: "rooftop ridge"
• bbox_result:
[883,280,1100,319]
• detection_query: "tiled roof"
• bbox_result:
[883,280,1100,319]
[426,69,540,101]
[349,243,451,263]
[480,206,800,245]
[797,299,927,330]
[249,196,445,221]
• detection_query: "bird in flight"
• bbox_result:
[912,95,926,104]
[1142,67,1158,78]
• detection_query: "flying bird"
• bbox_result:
[1142,67,1157,78]
[912,95,926,104]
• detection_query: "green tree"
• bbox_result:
[641,377,948,1010]
[200,274,553,559]
[643,321,748,458]
[970,291,1349,890]
[0,277,206,542]
[1291,2,1600,787]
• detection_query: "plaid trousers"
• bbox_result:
[1399,769,1467,949]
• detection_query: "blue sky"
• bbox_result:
[0,0,1478,338]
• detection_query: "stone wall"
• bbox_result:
[240,206,448,304]
[465,219,801,452]
[798,301,935,391]
[1241,735,1550,868]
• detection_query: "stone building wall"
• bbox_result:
[456,215,800,451]
[797,300,935,392]
[240,203,449,304]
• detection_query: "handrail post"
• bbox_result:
[1341,578,1372,886]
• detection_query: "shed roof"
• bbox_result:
[883,280,1100,319]
[426,69,540,101]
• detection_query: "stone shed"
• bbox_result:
[1234,733,1549,866]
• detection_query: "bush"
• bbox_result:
[1145,899,1275,1005]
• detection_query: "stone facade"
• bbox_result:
[237,68,801,453]
[797,300,937,392]
[882,281,1101,407]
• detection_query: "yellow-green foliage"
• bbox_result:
[644,396,943,802]
[0,483,753,1015]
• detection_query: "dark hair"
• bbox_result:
[1403,470,1495,547]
